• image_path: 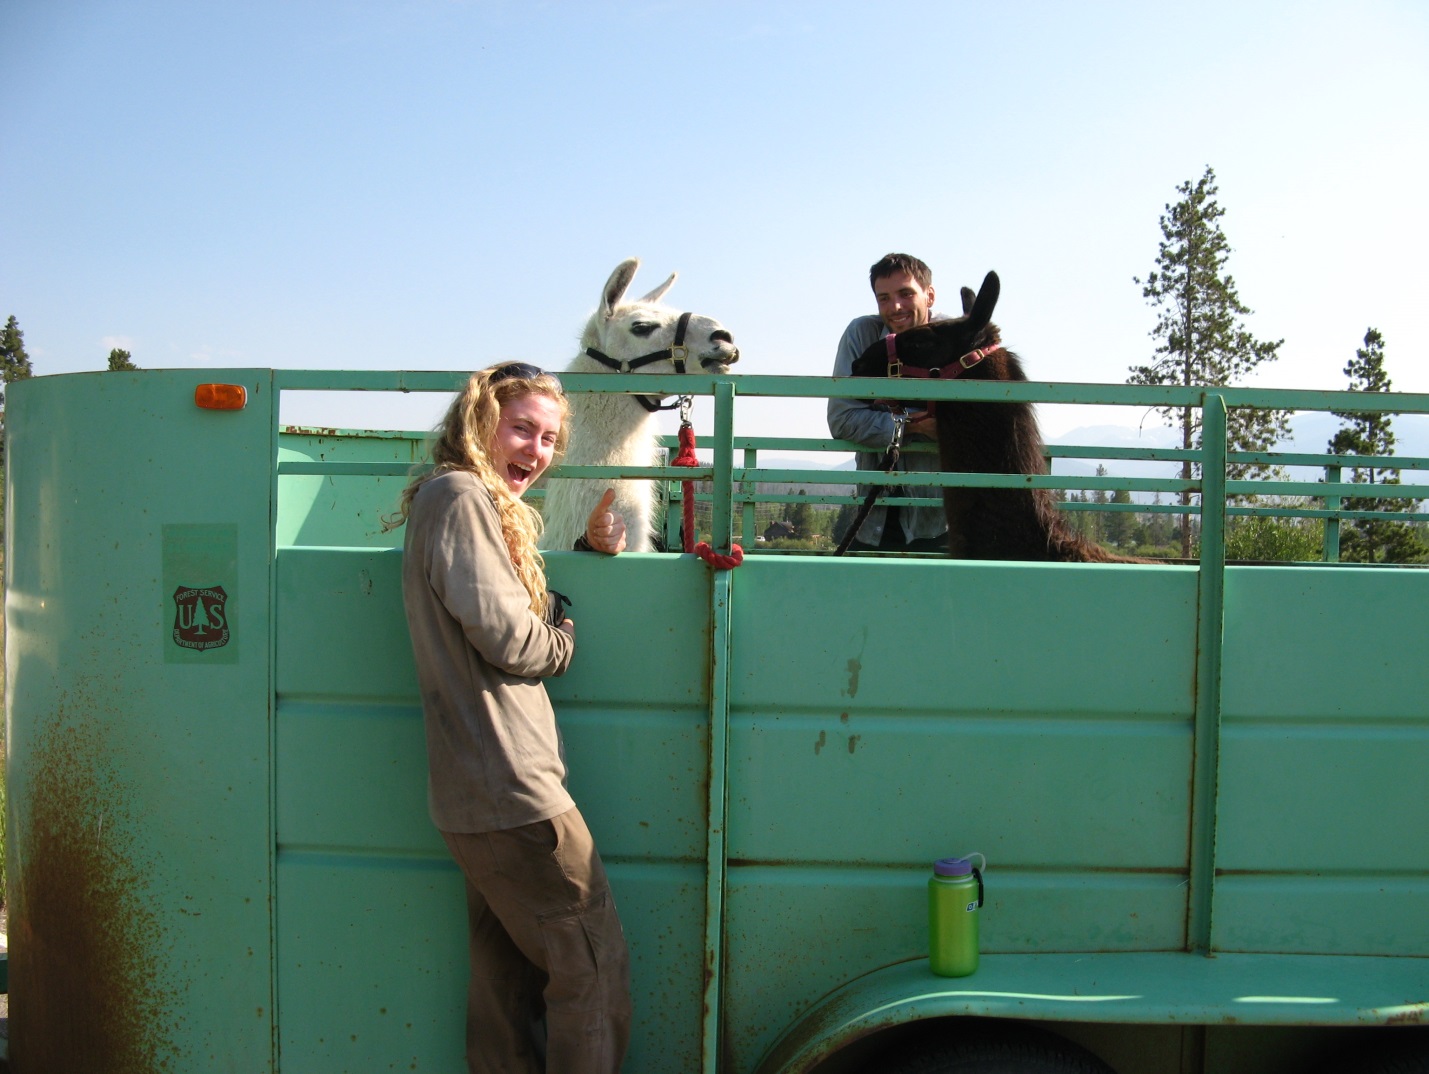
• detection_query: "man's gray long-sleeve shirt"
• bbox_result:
[827,313,950,546]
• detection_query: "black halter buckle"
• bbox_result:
[585,310,696,409]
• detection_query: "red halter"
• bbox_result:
[886,332,999,379]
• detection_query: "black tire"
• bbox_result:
[1315,1034,1429,1074]
[875,1023,1116,1074]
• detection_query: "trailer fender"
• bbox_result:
[753,959,1033,1074]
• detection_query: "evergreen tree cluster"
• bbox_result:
[1129,167,1425,563]
[1061,471,1179,558]
[1,315,35,471]
[1,315,34,404]
[1326,328,1428,563]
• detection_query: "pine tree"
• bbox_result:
[1105,486,1134,549]
[1,315,34,405]
[1145,492,1172,549]
[788,493,813,537]
[1130,166,1288,557]
[1328,328,1428,563]
[1,315,35,476]
[1087,465,1110,546]
[107,348,138,371]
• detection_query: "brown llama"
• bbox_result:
[850,270,1143,563]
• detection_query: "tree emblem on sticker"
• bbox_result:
[173,585,230,650]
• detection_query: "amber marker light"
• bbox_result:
[195,383,247,410]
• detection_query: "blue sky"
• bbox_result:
[4,0,1426,446]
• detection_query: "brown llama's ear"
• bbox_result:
[967,271,1000,332]
[601,258,640,318]
[960,286,976,315]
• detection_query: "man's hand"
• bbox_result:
[584,487,627,554]
[907,409,938,439]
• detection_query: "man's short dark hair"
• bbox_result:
[869,253,932,292]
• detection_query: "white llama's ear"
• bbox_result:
[601,258,640,317]
[637,271,677,304]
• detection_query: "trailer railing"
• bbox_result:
[273,371,1429,565]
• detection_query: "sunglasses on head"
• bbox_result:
[489,362,550,385]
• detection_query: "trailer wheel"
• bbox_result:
[1319,1036,1429,1074]
[875,1023,1116,1074]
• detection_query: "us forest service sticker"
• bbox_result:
[173,585,231,651]
[163,523,238,664]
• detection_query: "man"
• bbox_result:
[828,252,950,552]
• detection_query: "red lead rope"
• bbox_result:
[671,421,744,569]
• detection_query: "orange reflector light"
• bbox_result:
[195,384,247,410]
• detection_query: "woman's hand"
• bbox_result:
[584,487,627,554]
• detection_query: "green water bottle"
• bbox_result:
[929,853,985,977]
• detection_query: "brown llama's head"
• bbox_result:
[850,270,1005,380]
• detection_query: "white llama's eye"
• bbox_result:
[629,322,658,337]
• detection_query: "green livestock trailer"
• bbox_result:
[3,368,1427,1073]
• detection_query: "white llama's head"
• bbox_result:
[574,258,739,378]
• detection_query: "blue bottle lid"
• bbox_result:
[934,857,973,877]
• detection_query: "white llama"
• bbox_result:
[538,258,739,553]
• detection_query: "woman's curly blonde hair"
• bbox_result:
[392,363,571,617]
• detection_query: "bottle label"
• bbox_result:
[965,901,978,913]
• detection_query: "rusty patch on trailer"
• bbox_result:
[1386,1008,1427,1025]
[845,657,862,698]
[8,698,181,1073]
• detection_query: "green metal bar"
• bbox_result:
[1059,501,1165,514]
[741,447,757,547]
[701,382,739,1070]
[701,568,734,1073]
[712,382,736,554]
[1323,464,1343,562]
[271,368,1429,414]
[736,493,936,509]
[666,435,937,455]
[667,480,683,550]
[274,369,472,392]
[276,458,1250,500]
[1050,445,1202,463]
[1230,504,1425,523]
[1226,479,1429,499]
[669,435,1429,473]
[264,370,283,1070]
[547,465,714,481]
[786,469,1195,494]
[1229,450,1429,470]
[1189,394,1227,955]
[278,461,425,477]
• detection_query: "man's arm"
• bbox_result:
[827,317,900,449]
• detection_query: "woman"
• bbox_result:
[394,362,631,1074]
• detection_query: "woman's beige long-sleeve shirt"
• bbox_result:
[402,471,575,833]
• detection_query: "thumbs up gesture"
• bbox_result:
[583,487,627,555]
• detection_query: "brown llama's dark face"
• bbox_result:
[849,271,1001,380]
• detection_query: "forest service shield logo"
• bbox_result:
[172,585,231,650]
